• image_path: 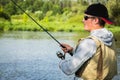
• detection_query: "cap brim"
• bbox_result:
[101,17,113,24]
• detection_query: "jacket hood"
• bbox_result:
[90,28,113,46]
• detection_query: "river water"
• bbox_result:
[0,31,120,80]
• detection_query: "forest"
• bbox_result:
[0,0,120,32]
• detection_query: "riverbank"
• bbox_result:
[0,15,120,33]
[0,20,120,33]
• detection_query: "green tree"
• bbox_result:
[22,13,28,24]
[4,1,17,15]
[0,4,3,12]
[107,0,120,25]
[33,0,44,11]
[42,1,52,14]
[0,11,11,21]
[52,5,62,14]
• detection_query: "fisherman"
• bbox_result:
[59,3,117,80]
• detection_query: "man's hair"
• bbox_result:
[98,17,106,27]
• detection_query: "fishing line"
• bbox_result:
[11,0,65,59]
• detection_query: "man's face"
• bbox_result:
[83,14,95,32]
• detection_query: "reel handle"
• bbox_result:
[56,51,65,60]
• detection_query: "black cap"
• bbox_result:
[85,3,113,24]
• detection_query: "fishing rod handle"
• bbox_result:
[60,44,73,56]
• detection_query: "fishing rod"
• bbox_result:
[11,0,65,60]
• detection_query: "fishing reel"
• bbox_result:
[56,51,65,60]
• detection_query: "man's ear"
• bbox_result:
[94,18,99,24]
[91,17,98,25]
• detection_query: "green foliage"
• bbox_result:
[22,13,28,23]
[107,25,120,33]
[0,11,11,21]
[0,0,120,32]
[34,11,44,20]
[0,18,11,31]
[52,5,62,14]
[0,5,3,12]
[107,0,120,26]
[67,14,83,23]
[4,1,17,15]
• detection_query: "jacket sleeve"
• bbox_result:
[59,38,97,75]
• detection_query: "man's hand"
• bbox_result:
[61,43,73,54]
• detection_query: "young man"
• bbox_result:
[59,3,117,80]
